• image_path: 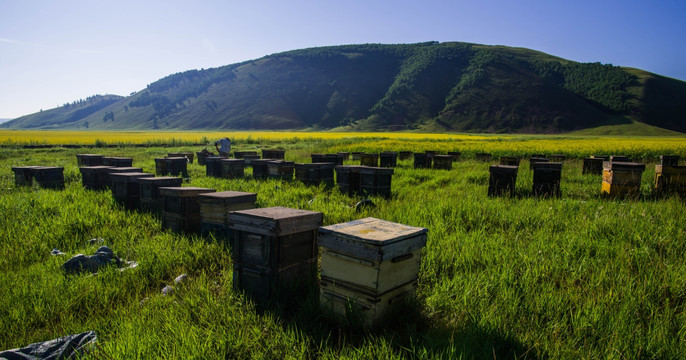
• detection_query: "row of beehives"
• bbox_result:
[488,155,686,198]
[78,162,427,326]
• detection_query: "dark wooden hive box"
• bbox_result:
[267,160,294,180]
[359,166,394,198]
[204,156,223,177]
[168,152,194,164]
[488,165,518,197]
[601,161,646,197]
[102,157,133,167]
[655,165,686,194]
[532,162,563,197]
[262,149,285,160]
[413,153,432,169]
[295,163,335,186]
[137,176,184,214]
[76,154,104,166]
[80,166,115,190]
[159,187,217,233]
[234,151,258,159]
[109,172,155,209]
[198,191,257,225]
[220,159,245,178]
[360,153,379,167]
[335,165,362,196]
[379,152,398,168]
[433,155,453,170]
[398,151,413,160]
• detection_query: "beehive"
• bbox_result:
[476,153,492,162]
[550,154,566,163]
[220,159,245,178]
[351,152,363,161]
[312,154,344,165]
[488,165,518,197]
[32,167,64,189]
[76,154,104,166]
[102,157,133,167]
[335,165,362,196]
[318,217,427,325]
[337,152,350,160]
[433,155,453,170]
[205,156,223,177]
[582,157,605,175]
[654,165,686,195]
[532,162,563,197]
[529,157,549,170]
[168,152,194,164]
[109,172,155,210]
[198,191,257,243]
[601,162,645,198]
[105,167,144,189]
[398,151,413,160]
[360,153,379,167]
[610,155,631,162]
[163,157,188,177]
[660,155,679,167]
[413,153,432,169]
[159,187,216,233]
[359,166,394,198]
[12,166,39,186]
[262,149,285,160]
[137,176,184,214]
[251,159,271,180]
[229,207,323,302]
[267,160,294,180]
[500,156,520,166]
[295,163,335,187]
[234,151,258,159]
[243,154,261,166]
[196,150,215,165]
[448,151,461,162]
[80,166,115,190]
[379,152,398,168]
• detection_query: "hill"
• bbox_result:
[3,42,686,133]
[2,95,123,129]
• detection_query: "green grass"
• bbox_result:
[0,140,685,359]
[567,120,684,136]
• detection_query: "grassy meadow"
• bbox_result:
[1,131,685,359]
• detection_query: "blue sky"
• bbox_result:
[1,0,685,119]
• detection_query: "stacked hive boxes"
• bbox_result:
[198,191,257,244]
[80,166,114,190]
[312,154,344,165]
[379,152,398,168]
[582,156,607,175]
[319,217,427,326]
[655,155,685,195]
[138,177,184,214]
[601,162,646,198]
[220,159,245,178]
[168,152,194,163]
[159,187,216,233]
[105,167,143,189]
[102,157,133,167]
[532,162,563,197]
[335,165,362,196]
[110,172,155,210]
[488,165,518,197]
[205,157,223,177]
[234,151,258,159]
[76,154,104,166]
[251,159,271,180]
[229,207,323,303]
[295,163,336,187]
[432,155,453,170]
[413,153,432,169]
[359,167,394,198]
[12,166,65,189]
[262,149,285,160]
[529,157,549,170]
[267,160,294,180]
[196,150,215,165]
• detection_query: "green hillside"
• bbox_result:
[3,42,686,133]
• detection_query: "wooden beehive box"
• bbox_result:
[31,167,65,189]
[335,165,362,196]
[660,155,680,167]
[164,157,188,177]
[102,157,133,167]
[433,155,453,170]
[154,158,167,175]
[360,153,379,167]
[109,172,155,209]
[448,151,461,162]
[319,217,427,296]
[196,150,215,165]
[234,151,258,159]
[243,154,261,166]
[359,166,394,198]
[337,152,350,160]
[168,152,194,164]
[80,166,114,190]
[488,165,518,197]
[351,152,363,161]
[229,207,323,300]
[220,159,245,178]
[610,155,632,162]
[398,151,413,160]
[198,191,257,225]
[262,149,285,160]
[413,153,432,169]
[601,162,646,198]
[500,156,520,166]
[654,165,686,195]
[76,154,104,166]
[532,162,563,197]
[312,154,344,165]
[267,160,294,180]
[251,159,271,180]
[11,166,41,186]
[476,153,492,162]
[137,176,184,214]
[159,187,217,233]
[529,157,549,170]
[379,152,398,168]
[204,156,223,177]
[295,163,335,187]
[582,157,605,175]
[550,154,566,163]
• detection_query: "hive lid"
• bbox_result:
[198,191,257,204]
[107,167,143,173]
[603,161,646,171]
[489,165,518,173]
[158,187,216,197]
[229,206,323,236]
[358,166,394,175]
[532,162,563,170]
[109,172,155,180]
[79,166,114,172]
[136,176,183,184]
[319,217,427,246]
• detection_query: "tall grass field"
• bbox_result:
[1,132,685,359]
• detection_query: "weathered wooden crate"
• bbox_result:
[234,151,258,159]
[201,222,231,244]
[109,172,155,210]
[318,217,427,296]
[220,159,245,178]
[102,157,133,167]
[582,157,605,175]
[196,150,215,165]
[379,152,398,168]
[654,165,686,195]
[267,160,294,180]
[476,153,492,162]
[312,153,344,165]
[660,155,680,167]
[550,154,566,163]
[262,149,285,160]
[105,167,143,189]
[32,167,64,189]
[337,152,350,160]
[320,278,417,327]
[609,155,631,162]
[80,166,115,190]
[398,151,413,160]
[243,154,261,166]
[360,153,379,167]
[76,154,104,166]
[159,187,216,233]
[532,162,563,197]
[154,158,167,175]
[12,166,40,186]
[488,165,518,197]
[163,157,188,177]
[351,152,363,161]
[198,191,257,225]
[529,157,549,170]
[448,151,461,162]
[249,159,270,180]
[295,163,335,187]
[359,166,394,198]
[500,156,520,166]
[205,156,223,177]
[335,165,362,196]
[137,176,184,214]
[229,207,323,301]
[168,152,194,164]
[433,155,453,170]
[601,162,645,198]
[413,153,432,169]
